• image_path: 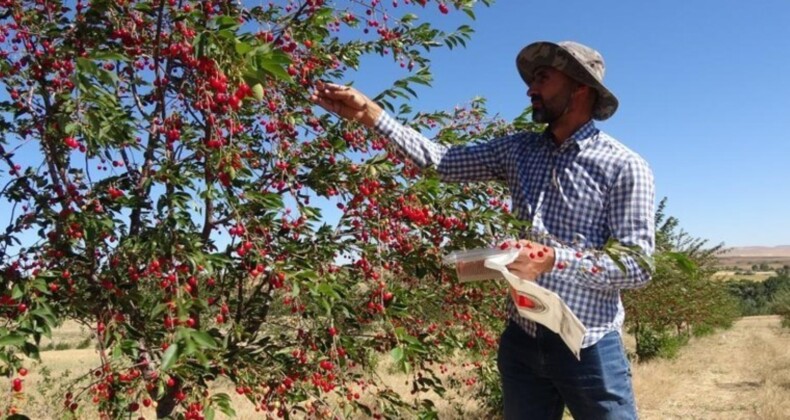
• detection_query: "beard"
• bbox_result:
[531,101,554,124]
[531,88,574,124]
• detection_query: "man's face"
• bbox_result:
[526,66,577,124]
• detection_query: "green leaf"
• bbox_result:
[295,270,318,280]
[316,283,340,300]
[234,41,253,55]
[301,206,322,220]
[390,347,404,363]
[64,122,80,135]
[151,303,169,319]
[211,393,237,417]
[204,406,216,420]
[112,343,123,360]
[96,68,119,86]
[184,336,197,356]
[215,15,239,30]
[401,13,419,24]
[259,60,291,82]
[33,278,52,294]
[92,52,129,62]
[354,402,373,417]
[160,343,180,371]
[667,252,697,274]
[133,2,154,15]
[11,284,23,300]
[195,350,210,367]
[76,57,99,75]
[255,50,293,82]
[190,330,219,349]
[252,192,284,210]
[22,342,40,360]
[0,333,26,347]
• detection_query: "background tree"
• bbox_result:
[623,199,739,360]
[726,275,790,316]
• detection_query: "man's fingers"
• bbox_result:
[320,88,365,107]
[313,97,366,122]
[319,82,349,91]
[313,97,343,115]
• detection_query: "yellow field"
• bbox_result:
[712,270,778,282]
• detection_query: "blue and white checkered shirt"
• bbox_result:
[375,112,655,347]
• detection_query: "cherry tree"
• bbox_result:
[0,0,547,418]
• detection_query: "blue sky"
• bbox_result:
[350,0,790,247]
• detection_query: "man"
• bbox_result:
[312,41,655,419]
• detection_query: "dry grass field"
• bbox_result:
[633,316,790,420]
[7,316,790,419]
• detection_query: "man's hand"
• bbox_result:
[310,81,382,128]
[506,240,556,281]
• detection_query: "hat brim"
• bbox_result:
[516,41,619,121]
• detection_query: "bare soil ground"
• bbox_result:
[633,315,790,420]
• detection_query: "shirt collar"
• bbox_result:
[541,120,599,152]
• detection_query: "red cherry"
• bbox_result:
[517,295,535,309]
[438,3,449,14]
[18,368,28,376]
[12,378,22,392]
[64,137,79,149]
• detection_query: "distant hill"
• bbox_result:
[723,245,790,258]
[717,246,790,271]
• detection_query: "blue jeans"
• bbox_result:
[497,321,637,419]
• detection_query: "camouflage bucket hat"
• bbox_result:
[516,41,619,120]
